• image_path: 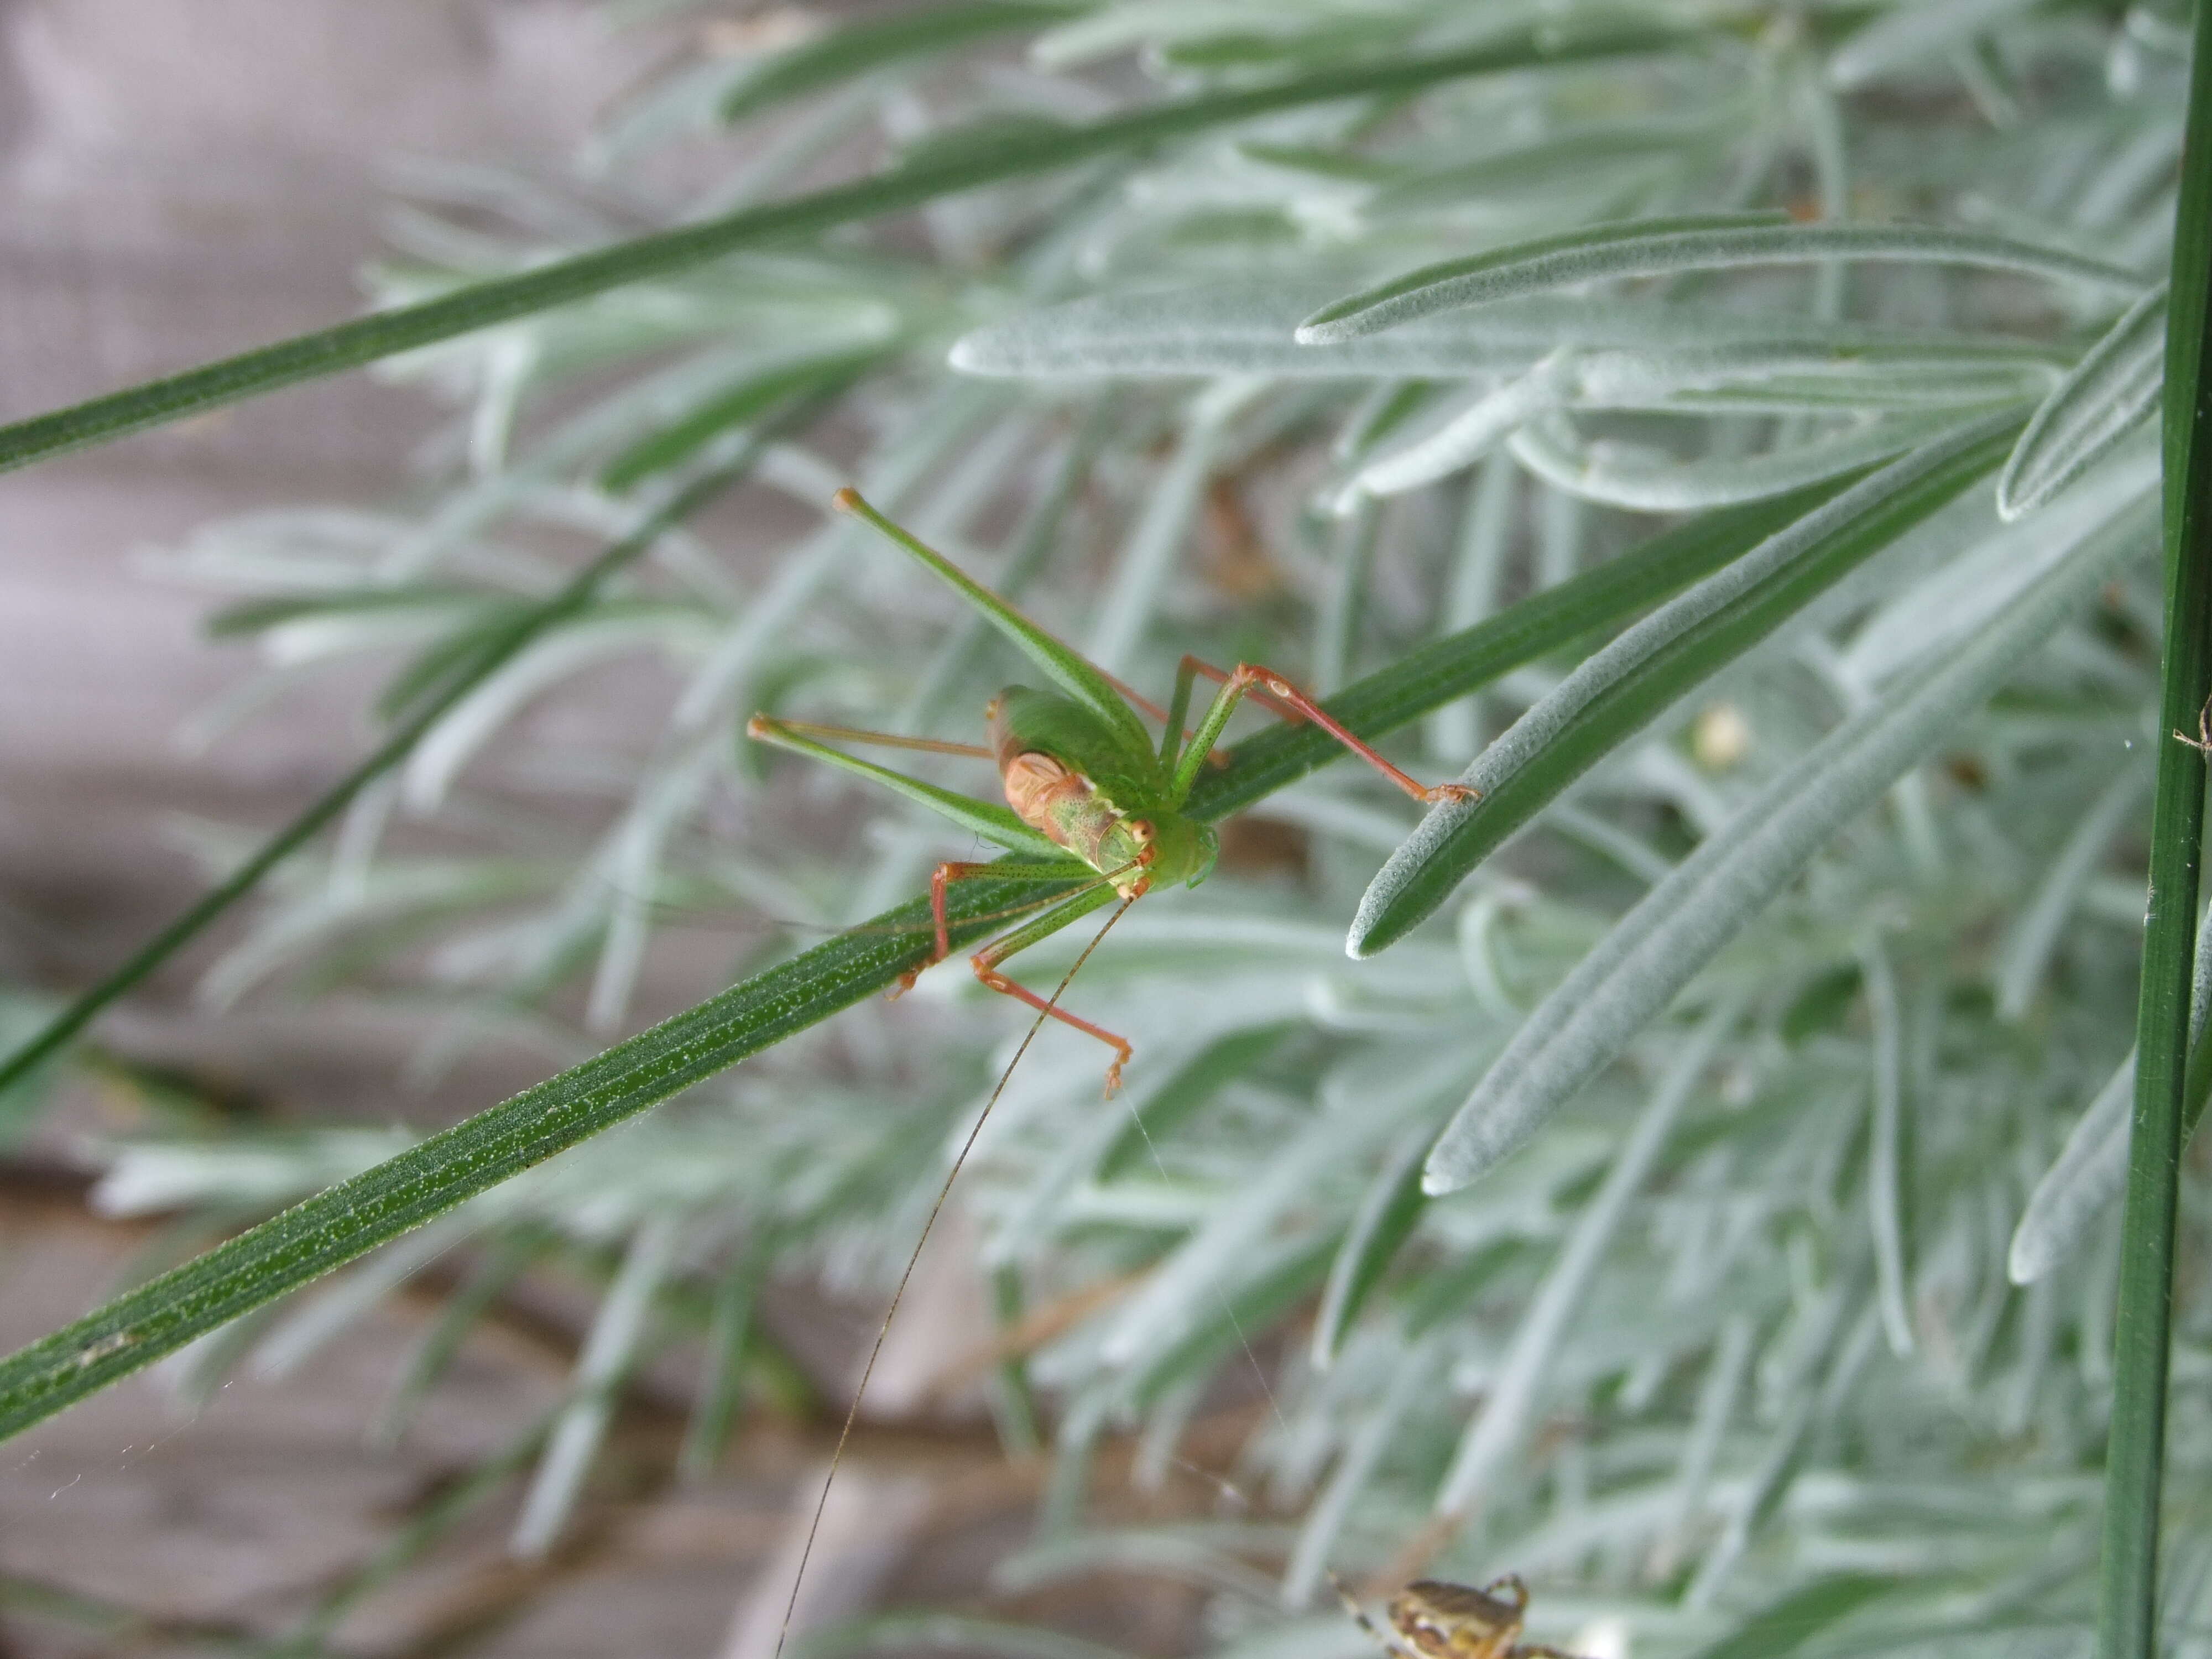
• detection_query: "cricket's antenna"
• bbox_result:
[770,890,1142,1659]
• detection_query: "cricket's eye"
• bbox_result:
[1129,820,1154,843]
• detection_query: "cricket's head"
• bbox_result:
[1120,812,1214,891]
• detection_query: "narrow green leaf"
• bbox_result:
[598,345,885,492]
[718,2,1075,127]
[1296,215,2148,344]
[2101,5,2212,1645]
[0,23,1679,478]
[1309,1124,1427,1369]
[1998,285,2168,520]
[1350,420,2021,959]
[0,459,754,1099]
[0,483,1849,1441]
[1680,1574,1896,1659]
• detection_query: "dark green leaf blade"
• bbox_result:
[0,23,1682,479]
[719,2,1075,127]
[1348,420,2019,958]
[0,864,1077,1441]
[2100,4,2212,1653]
[1310,1125,1428,1368]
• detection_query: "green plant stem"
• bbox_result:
[0,484,1829,1443]
[2100,7,2212,1654]
[0,23,1676,479]
[0,456,754,1097]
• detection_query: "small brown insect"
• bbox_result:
[1333,1573,1586,1659]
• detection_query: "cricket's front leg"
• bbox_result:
[891,859,1092,997]
[894,860,1000,990]
[1178,657,1478,806]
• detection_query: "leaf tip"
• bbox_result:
[1294,312,1356,346]
[945,333,989,375]
[2005,1225,2047,1286]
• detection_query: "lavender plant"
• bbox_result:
[1,4,2205,1657]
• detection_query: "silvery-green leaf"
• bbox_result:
[1334,356,1568,505]
[1996,285,2167,520]
[674,384,1004,727]
[1434,1001,1733,1513]
[1829,0,2043,91]
[1859,941,1914,1359]
[1843,443,2158,685]
[251,1218,475,1381]
[1097,1048,1462,1373]
[2009,888,2212,1284]
[513,1214,681,1556]
[2007,1055,2135,1287]
[1507,406,1992,512]
[950,285,2060,381]
[1296,215,2146,343]
[1086,378,1259,673]
[1420,487,2150,1193]
[1993,770,2148,1024]
[1280,1331,1447,1606]
[405,613,715,811]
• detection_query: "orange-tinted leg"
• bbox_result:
[971,922,1136,1095]
[1178,656,1478,805]
[889,860,1039,996]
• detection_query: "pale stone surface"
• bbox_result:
[0,7,780,1655]
[0,0,675,1113]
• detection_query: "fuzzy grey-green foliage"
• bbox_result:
[55,3,2212,1656]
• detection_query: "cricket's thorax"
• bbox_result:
[1387,1582,1522,1659]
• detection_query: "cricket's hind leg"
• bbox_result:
[1173,656,1478,806]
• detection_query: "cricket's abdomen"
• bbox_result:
[998,748,1147,893]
